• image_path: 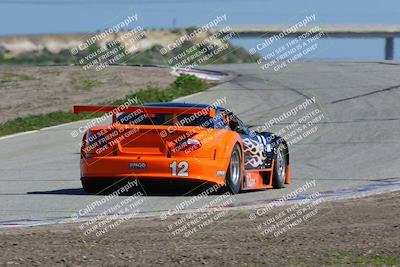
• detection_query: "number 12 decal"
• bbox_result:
[169,161,189,177]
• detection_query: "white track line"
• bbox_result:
[40,120,91,131]
[1,186,399,229]
[0,120,92,141]
[173,91,206,102]
[0,130,39,141]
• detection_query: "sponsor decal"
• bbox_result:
[246,173,256,188]
[243,138,267,168]
[128,163,147,169]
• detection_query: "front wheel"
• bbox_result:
[225,144,242,194]
[272,143,287,189]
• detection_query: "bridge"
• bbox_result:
[211,25,400,60]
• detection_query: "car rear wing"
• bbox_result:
[73,105,216,123]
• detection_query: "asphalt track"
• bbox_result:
[1,62,400,224]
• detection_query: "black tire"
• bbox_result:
[81,179,101,194]
[225,144,242,194]
[272,143,287,189]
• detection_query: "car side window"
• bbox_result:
[228,115,239,131]
[226,113,248,134]
[213,110,228,129]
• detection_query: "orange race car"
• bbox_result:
[73,103,290,194]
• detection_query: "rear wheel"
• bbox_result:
[272,144,287,189]
[225,144,242,194]
[81,179,101,194]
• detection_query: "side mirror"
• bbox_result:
[235,125,246,134]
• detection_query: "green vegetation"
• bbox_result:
[125,39,256,65]
[82,79,100,90]
[111,74,208,106]
[0,74,210,137]
[124,44,166,65]
[71,78,101,91]
[0,112,90,136]
[0,29,258,65]
[0,72,35,86]
[324,254,400,265]
[287,252,400,266]
[0,48,74,65]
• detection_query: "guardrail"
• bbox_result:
[211,25,400,60]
